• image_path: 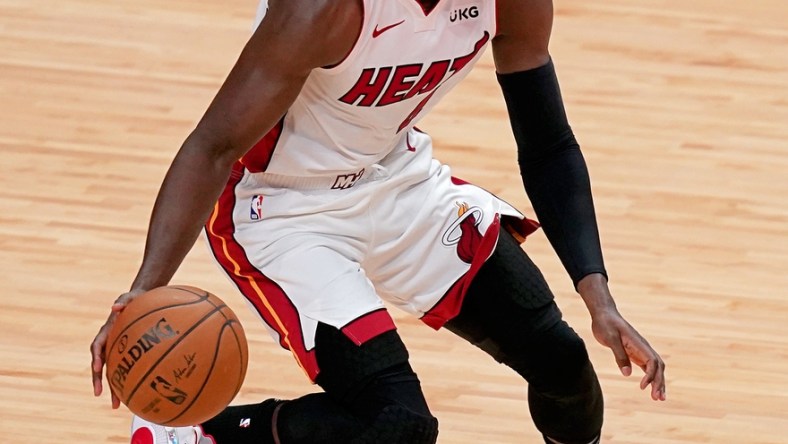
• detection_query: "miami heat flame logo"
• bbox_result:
[441,202,484,264]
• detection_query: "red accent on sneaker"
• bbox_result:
[197,425,218,444]
[131,427,154,444]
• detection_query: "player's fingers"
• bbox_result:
[90,339,105,396]
[113,290,145,311]
[111,291,136,312]
[652,358,667,401]
[636,352,666,401]
[621,332,667,400]
[112,391,121,410]
[640,357,657,390]
[609,335,632,376]
[92,364,103,396]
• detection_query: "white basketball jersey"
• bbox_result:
[243,0,496,176]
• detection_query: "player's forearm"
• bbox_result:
[519,138,607,287]
[497,59,607,287]
[130,138,235,292]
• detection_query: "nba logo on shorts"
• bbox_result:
[250,195,264,221]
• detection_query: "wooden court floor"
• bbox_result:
[1,0,786,442]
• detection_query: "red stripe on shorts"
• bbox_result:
[205,162,319,381]
[421,214,502,330]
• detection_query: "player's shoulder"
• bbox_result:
[494,0,552,37]
[261,0,363,46]
[266,0,362,25]
[491,0,552,71]
[255,0,363,68]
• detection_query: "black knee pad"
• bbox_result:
[530,362,603,444]
[351,404,439,444]
[527,323,603,443]
[526,321,592,394]
[478,319,602,443]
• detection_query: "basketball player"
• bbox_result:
[90,0,666,443]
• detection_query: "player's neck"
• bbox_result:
[416,0,440,14]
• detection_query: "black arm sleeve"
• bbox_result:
[497,59,607,287]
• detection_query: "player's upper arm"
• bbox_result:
[186,0,362,164]
[493,0,554,74]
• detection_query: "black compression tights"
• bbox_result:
[445,229,604,443]
[202,229,602,443]
[201,326,436,444]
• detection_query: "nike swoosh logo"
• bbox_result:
[372,20,405,38]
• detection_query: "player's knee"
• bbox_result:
[530,354,603,444]
[352,404,439,444]
[551,333,591,391]
[515,322,602,443]
[527,321,592,394]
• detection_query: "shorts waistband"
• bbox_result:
[248,165,388,191]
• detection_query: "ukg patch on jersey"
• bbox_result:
[449,5,480,25]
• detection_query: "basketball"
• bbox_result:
[105,285,248,427]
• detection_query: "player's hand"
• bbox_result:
[591,307,667,401]
[90,289,146,409]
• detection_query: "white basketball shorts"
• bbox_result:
[203,129,539,380]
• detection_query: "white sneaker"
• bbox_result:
[130,415,214,444]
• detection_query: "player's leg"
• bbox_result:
[189,174,438,443]
[195,322,437,444]
[358,132,600,441]
[278,322,438,443]
[132,321,437,444]
[444,228,603,444]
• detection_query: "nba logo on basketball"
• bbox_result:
[250,195,263,221]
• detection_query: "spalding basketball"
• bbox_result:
[105,285,248,426]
